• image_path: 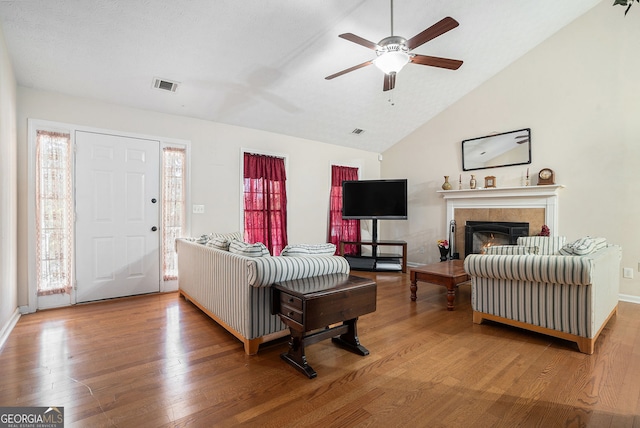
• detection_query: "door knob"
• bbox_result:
[151,198,157,203]
[151,226,158,232]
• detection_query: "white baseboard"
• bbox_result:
[0,308,21,350]
[619,294,640,305]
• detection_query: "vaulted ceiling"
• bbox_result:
[0,1,600,153]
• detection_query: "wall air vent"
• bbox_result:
[351,128,364,135]
[152,77,179,92]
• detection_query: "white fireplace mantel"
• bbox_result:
[438,185,565,236]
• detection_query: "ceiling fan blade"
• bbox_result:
[406,17,459,50]
[325,60,373,80]
[338,33,379,50]
[383,72,396,92]
[411,54,463,70]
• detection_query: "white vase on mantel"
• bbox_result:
[469,175,477,190]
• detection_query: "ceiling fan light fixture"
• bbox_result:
[324,4,462,92]
[373,51,410,74]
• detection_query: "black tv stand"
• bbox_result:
[339,220,406,273]
[340,240,407,273]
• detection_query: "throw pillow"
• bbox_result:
[280,243,336,257]
[195,234,210,244]
[485,245,539,255]
[209,231,243,242]
[229,240,270,257]
[558,237,607,256]
[517,236,567,255]
[592,237,608,251]
[206,236,231,251]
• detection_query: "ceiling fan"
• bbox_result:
[325,0,463,91]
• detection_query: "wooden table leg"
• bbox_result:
[446,280,456,311]
[280,329,317,379]
[331,319,369,356]
[411,273,456,310]
[410,272,417,301]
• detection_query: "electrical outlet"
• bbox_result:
[192,204,205,214]
[623,267,633,279]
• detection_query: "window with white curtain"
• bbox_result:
[161,147,186,281]
[35,130,73,296]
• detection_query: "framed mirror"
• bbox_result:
[462,128,531,171]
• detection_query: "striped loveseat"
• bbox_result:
[176,238,350,354]
[464,236,621,354]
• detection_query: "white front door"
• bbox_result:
[75,131,160,302]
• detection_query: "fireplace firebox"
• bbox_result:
[465,221,529,256]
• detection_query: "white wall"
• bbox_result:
[16,88,380,308]
[382,2,640,299]
[0,25,19,341]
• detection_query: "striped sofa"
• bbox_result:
[464,236,622,354]
[176,238,350,354]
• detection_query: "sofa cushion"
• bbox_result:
[229,241,270,257]
[517,236,567,255]
[485,245,539,255]
[559,237,607,256]
[280,243,336,257]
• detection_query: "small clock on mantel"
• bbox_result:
[537,168,555,185]
[484,176,496,188]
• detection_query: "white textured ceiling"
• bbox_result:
[0,1,600,153]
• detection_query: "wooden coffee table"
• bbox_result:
[410,260,470,311]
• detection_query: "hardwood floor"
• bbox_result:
[2,272,639,427]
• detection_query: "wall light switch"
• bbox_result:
[192,204,205,214]
[623,267,633,279]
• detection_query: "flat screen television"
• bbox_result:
[342,179,408,220]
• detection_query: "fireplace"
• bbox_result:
[465,221,529,256]
[440,185,563,258]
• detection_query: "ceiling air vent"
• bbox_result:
[152,77,179,93]
[351,128,364,135]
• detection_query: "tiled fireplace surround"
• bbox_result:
[438,185,565,257]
